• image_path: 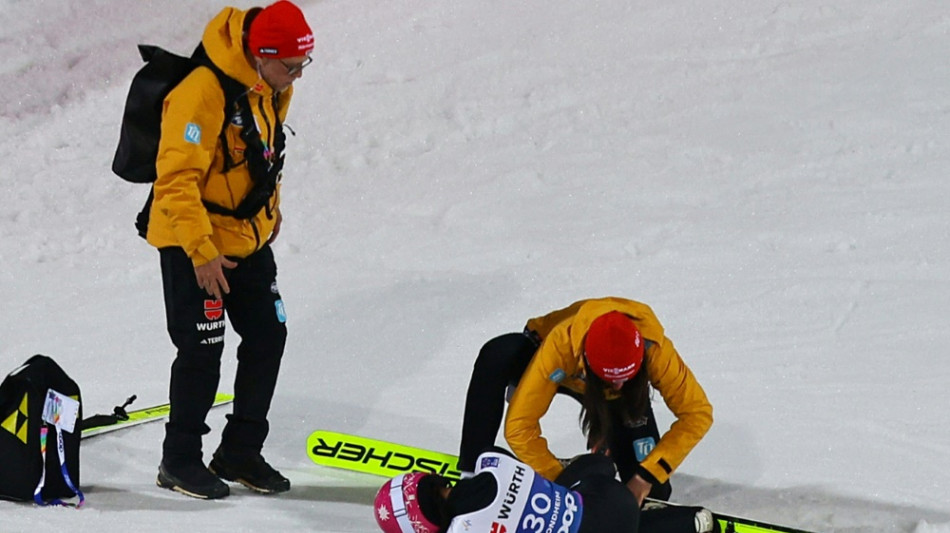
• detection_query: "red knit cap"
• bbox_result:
[584,311,644,385]
[248,1,315,58]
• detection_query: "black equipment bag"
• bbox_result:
[112,45,198,184]
[0,355,82,502]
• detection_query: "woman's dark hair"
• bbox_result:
[579,352,651,451]
[416,475,453,532]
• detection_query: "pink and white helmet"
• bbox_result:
[374,472,440,533]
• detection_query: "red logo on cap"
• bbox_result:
[204,299,223,320]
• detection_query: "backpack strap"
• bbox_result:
[190,45,282,223]
[230,93,284,220]
[135,187,153,240]
[191,45,246,172]
[77,395,136,431]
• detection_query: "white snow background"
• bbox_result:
[1,0,949,531]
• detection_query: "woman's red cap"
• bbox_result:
[584,311,644,385]
[248,1,314,58]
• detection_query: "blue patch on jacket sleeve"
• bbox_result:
[549,369,566,383]
[184,123,202,144]
[633,437,656,461]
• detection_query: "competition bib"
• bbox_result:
[516,475,582,533]
[451,453,582,533]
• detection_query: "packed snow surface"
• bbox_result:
[1,0,949,531]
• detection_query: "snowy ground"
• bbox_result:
[2,0,949,531]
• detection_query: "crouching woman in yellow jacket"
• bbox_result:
[458,297,713,505]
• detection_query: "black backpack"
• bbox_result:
[0,355,83,505]
[112,44,285,238]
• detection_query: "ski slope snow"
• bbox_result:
[1,0,949,531]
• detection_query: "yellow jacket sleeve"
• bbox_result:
[504,325,577,480]
[153,68,225,266]
[639,336,713,485]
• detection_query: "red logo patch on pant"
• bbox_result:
[204,299,224,320]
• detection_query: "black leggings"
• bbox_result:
[458,332,538,471]
[557,454,639,533]
[558,455,709,533]
[458,333,670,500]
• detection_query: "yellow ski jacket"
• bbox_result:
[147,7,292,266]
[505,297,713,484]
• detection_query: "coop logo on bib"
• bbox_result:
[517,477,581,533]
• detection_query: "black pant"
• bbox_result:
[557,455,706,533]
[458,332,538,472]
[458,332,670,500]
[556,454,640,533]
[159,245,287,466]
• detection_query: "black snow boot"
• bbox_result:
[157,461,230,500]
[209,450,290,494]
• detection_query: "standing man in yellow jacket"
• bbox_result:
[147,1,313,500]
[458,297,713,506]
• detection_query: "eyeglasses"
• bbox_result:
[280,56,313,76]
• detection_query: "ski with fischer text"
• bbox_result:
[306,430,817,533]
[307,429,462,479]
